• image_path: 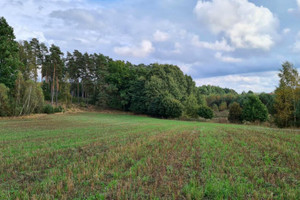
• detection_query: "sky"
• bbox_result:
[1,0,300,93]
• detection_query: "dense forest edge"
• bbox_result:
[0,16,299,128]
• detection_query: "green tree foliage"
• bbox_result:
[206,94,237,108]
[295,100,300,127]
[18,80,44,115]
[148,95,183,118]
[12,72,25,115]
[18,38,45,82]
[198,106,214,119]
[160,96,183,118]
[212,104,219,112]
[49,45,64,105]
[59,80,72,106]
[242,95,268,122]
[8,72,44,116]
[228,102,242,123]
[127,67,149,113]
[0,17,20,89]
[184,95,199,118]
[219,101,227,111]
[258,93,275,115]
[143,64,198,118]
[29,38,41,82]
[274,62,299,127]
[198,85,237,95]
[0,83,10,116]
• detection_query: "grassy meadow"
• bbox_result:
[0,112,299,199]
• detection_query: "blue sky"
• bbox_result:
[1,0,300,93]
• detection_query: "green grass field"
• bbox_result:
[0,112,299,199]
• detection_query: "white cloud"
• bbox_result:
[194,0,279,50]
[14,25,47,43]
[195,71,279,93]
[0,0,296,91]
[192,35,234,52]
[114,40,155,58]
[293,31,300,52]
[153,30,169,42]
[298,0,300,8]
[215,52,242,63]
[283,28,291,34]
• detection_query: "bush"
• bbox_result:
[43,104,54,114]
[242,95,268,122]
[198,106,214,119]
[80,102,87,107]
[54,106,64,113]
[228,102,242,123]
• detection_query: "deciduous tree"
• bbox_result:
[0,17,20,88]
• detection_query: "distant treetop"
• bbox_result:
[198,85,238,96]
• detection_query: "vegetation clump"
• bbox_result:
[198,106,214,119]
[242,95,268,122]
[228,102,242,123]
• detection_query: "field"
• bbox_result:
[0,112,299,199]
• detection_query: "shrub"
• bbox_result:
[43,104,54,114]
[54,106,64,113]
[80,102,87,107]
[242,95,268,122]
[198,106,214,119]
[228,102,242,123]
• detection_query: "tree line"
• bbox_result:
[0,17,299,128]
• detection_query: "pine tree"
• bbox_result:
[49,45,64,105]
[30,38,41,82]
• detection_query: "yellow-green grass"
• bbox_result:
[0,112,299,199]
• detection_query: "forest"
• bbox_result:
[0,16,299,128]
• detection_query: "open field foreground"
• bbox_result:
[0,113,299,199]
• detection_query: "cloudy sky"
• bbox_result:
[1,0,300,93]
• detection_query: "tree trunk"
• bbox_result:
[82,81,84,101]
[93,83,96,104]
[35,67,38,83]
[77,79,80,103]
[51,63,56,105]
[86,92,88,104]
[56,76,59,106]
